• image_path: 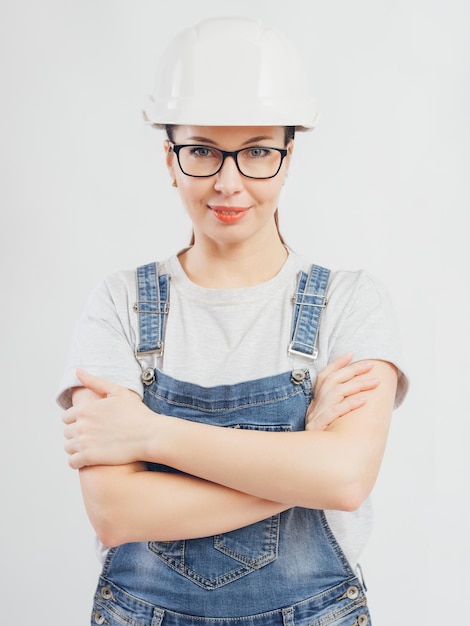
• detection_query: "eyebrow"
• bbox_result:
[185,135,274,146]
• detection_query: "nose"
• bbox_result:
[213,155,244,195]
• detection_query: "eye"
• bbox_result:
[244,147,273,159]
[189,146,218,158]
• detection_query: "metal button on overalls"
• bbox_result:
[100,586,113,600]
[291,369,306,384]
[346,585,359,599]
[92,611,106,625]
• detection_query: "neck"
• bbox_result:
[178,236,288,288]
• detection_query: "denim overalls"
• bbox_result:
[91,262,371,626]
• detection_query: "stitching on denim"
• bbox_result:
[146,547,266,589]
[146,388,305,412]
[92,597,147,626]
[290,265,330,359]
[95,576,367,623]
[318,511,354,575]
[308,597,368,626]
[149,514,280,590]
[214,514,280,564]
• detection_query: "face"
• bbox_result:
[165,126,293,250]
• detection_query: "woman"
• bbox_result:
[59,17,407,626]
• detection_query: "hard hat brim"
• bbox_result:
[142,96,318,131]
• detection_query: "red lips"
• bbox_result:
[210,206,249,224]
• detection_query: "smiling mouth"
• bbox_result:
[210,206,249,223]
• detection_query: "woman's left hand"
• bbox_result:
[305,353,380,432]
[62,369,154,470]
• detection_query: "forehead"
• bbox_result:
[172,125,286,146]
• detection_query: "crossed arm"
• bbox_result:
[63,354,397,547]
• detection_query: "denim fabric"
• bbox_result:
[289,264,329,359]
[135,262,170,354]
[91,264,371,623]
[91,576,370,625]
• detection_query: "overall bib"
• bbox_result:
[91,263,371,626]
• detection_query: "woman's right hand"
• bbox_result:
[305,353,380,432]
[63,369,156,469]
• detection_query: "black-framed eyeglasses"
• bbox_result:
[169,143,288,179]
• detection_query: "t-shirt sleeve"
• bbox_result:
[323,270,409,408]
[56,271,144,409]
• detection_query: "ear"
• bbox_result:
[164,139,176,181]
[284,139,295,176]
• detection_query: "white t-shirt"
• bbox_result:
[57,250,408,569]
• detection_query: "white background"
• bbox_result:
[1,1,468,624]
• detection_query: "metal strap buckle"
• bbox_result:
[288,343,319,361]
[135,347,164,386]
[135,346,164,358]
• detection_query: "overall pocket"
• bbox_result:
[148,422,290,590]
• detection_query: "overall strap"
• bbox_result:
[289,264,330,361]
[134,262,170,384]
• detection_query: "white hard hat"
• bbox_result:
[142,17,318,131]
